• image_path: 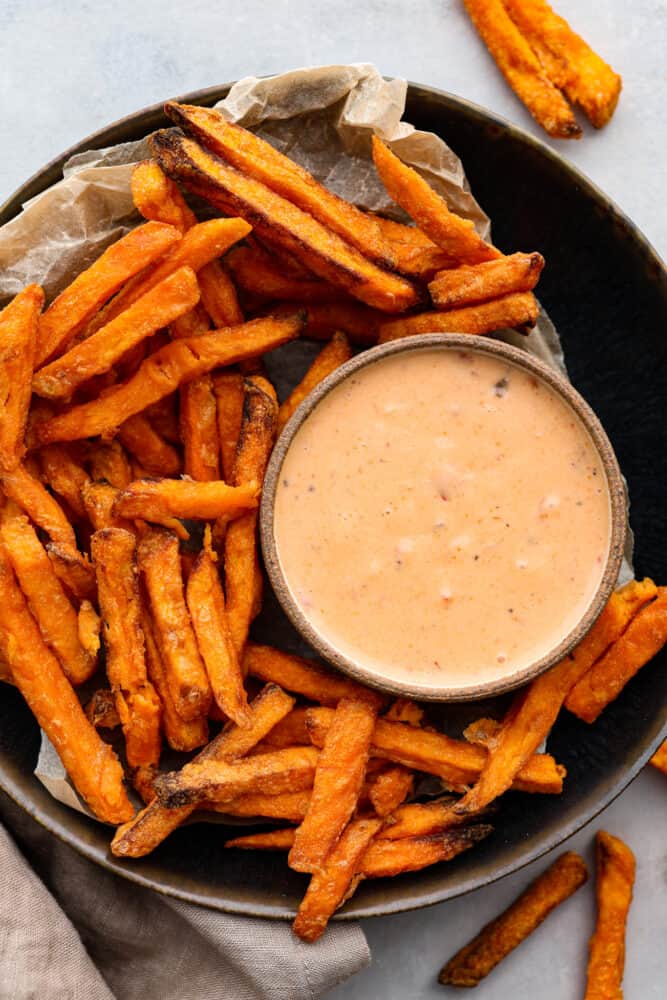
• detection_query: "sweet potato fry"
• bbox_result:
[384,698,424,726]
[180,374,221,481]
[38,444,91,520]
[227,246,338,304]
[439,851,588,986]
[503,0,622,128]
[650,740,667,777]
[111,683,294,857]
[463,716,502,747]
[212,371,245,481]
[362,824,493,878]
[145,394,181,445]
[462,0,582,139]
[306,708,564,793]
[155,745,319,809]
[138,527,211,722]
[0,463,77,548]
[85,688,121,729]
[131,159,197,232]
[0,544,133,823]
[92,528,161,768]
[210,789,311,822]
[186,539,250,725]
[36,221,181,365]
[455,579,658,816]
[289,697,378,873]
[566,588,667,723]
[277,332,352,433]
[198,261,244,326]
[429,252,544,310]
[367,766,414,818]
[294,816,384,942]
[244,643,385,708]
[81,481,131,531]
[46,543,97,602]
[77,600,101,658]
[0,514,96,685]
[86,440,132,489]
[372,218,453,279]
[226,828,298,851]
[113,477,258,524]
[33,267,200,401]
[117,413,182,477]
[378,293,539,342]
[270,300,383,346]
[37,315,303,445]
[262,708,312,748]
[150,129,418,313]
[165,102,395,269]
[585,832,635,1000]
[378,798,465,840]
[0,285,43,471]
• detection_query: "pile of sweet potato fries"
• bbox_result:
[0,101,664,953]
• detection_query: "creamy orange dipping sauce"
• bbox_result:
[273,348,611,691]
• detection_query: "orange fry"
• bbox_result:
[373,217,453,279]
[378,293,539,342]
[1,463,77,548]
[384,698,424,726]
[289,697,378,873]
[650,740,667,777]
[131,159,197,232]
[85,440,132,489]
[362,824,493,878]
[262,708,312,749]
[180,374,221,481]
[378,798,466,840]
[585,832,635,1000]
[366,766,414,817]
[0,285,44,471]
[244,643,385,708]
[77,600,101,659]
[213,371,245,481]
[226,828,298,851]
[277,332,352,433]
[198,261,243,326]
[439,851,588,987]
[38,444,91,520]
[271,301,383,346]
[114,477,257,524]
[210,789,311,822]
[81,481,132,532]
[117,413,182,477]
[227,246,338,304]
[462,0,581,139]
[145,394,181,445]
[429,252,544,310]
[46,543,97,602]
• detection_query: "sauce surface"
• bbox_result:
[273,348,611,690]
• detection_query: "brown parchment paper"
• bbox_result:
[0,63,631,819]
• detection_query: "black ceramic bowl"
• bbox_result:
[1,82,665,920]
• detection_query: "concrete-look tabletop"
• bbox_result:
[2,2,665,998]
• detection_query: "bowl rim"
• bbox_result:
[0,78,665,922]
[261,333,627,701]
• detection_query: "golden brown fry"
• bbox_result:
[362,824,493,878]
[429,252,544,310]
[439,851,588,986]
[372,218,453,279]
[306,708,564,794]
[81,481,132,531]
[36,222,181,365]
[0,463,76,548]
[289,697,378,873]
[585,832,635,1000]
[378,293,539,342]
[456,579,658,817]
[111,683,294,858]
[131,160,197,232]
[244,643,385,708]
[113,477,258,523]
[186,539,250,725]
[198,261,244,326]
[77,600,101,658]
[85,688,121,729]
[0,285,43,471]
[262,708,312,748]
[463,716,502,747]
[566,588,667,723]
[138,527,211,722]
[384,698,424,726]
[92,528,162,768]
[213,371,245,481]
[378,798,466,840]
[117,413,182,477]
[38,444,91,520]
[226,828,298,851]
[165,102,395,268]
[37,315,303,445]
[180,375,221,481]
[86,440,132,489]
[462,0,582,139]
[503,0,622,128]
[145,394,181,445]
[0,544,133,823]
[227,246,338,304]
[33,267,200,401]
[210,789,311,821]
[46,543,97,602]
[0,514,96,685]
[270,301,382,346]
[293,816,384,942]
[155,745,319,809]
[649,740,667,777]
[367,766,414,818]
[150,129,418,313]
[277,332,352,433]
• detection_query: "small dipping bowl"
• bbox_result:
[261,334,627,701]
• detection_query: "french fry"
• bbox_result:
[113,477,258,523]
[366,766,414,818]
[198,261,243,326]
[289,697,378,873]
[138,527,211,722]
[378,798,466,840]
[372,218,454,279]
[38,444,91,520]
[462,0,582,139]
[35,221,181,365]
[0,544,133,823]
[117,413,182,477]
[77,600,101,658]
[111,683,295,858]
[131,159,197,232]
[428,252,544,310]
[165,102,395,269]
[306,708,565,794]
[92,528,162,768]
[224,378,278,655]
[270,300,383,346]
[439,851,588,987]
[1,463,77,548]
[186,536,250,725]
[37,315,303,445]
[85,688,121,729]
[455,579,658,816]
[0,514,96,685]
[227,246,339,304]
[226,828,298,851]
[384,698,424,726]
[503,0,622,128]
[277,332,352,433]
[213,372,245,481]
[463,716,502,747]
[650,740,667,777]
[293,816,384,942]
[0,285,44,471]
[81,481,132,531]
[362,824,494,878]
[150,129,418,314]
[180,375,221,481]
[378,293,539,342]
[86,440,132,489]
[46,543,97,602]
[145,394,181,445]
[262,708,312,748]
[244,643,385,708]
[565,588,667,723]
[585,832,635,1000]
[33,267,200,401]
[154,745,319,809]
[209,789,311,822]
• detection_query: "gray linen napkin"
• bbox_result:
[0,793,369,1000]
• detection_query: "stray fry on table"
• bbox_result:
[585,832,635,1000]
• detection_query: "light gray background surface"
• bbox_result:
[2,2,665,997]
